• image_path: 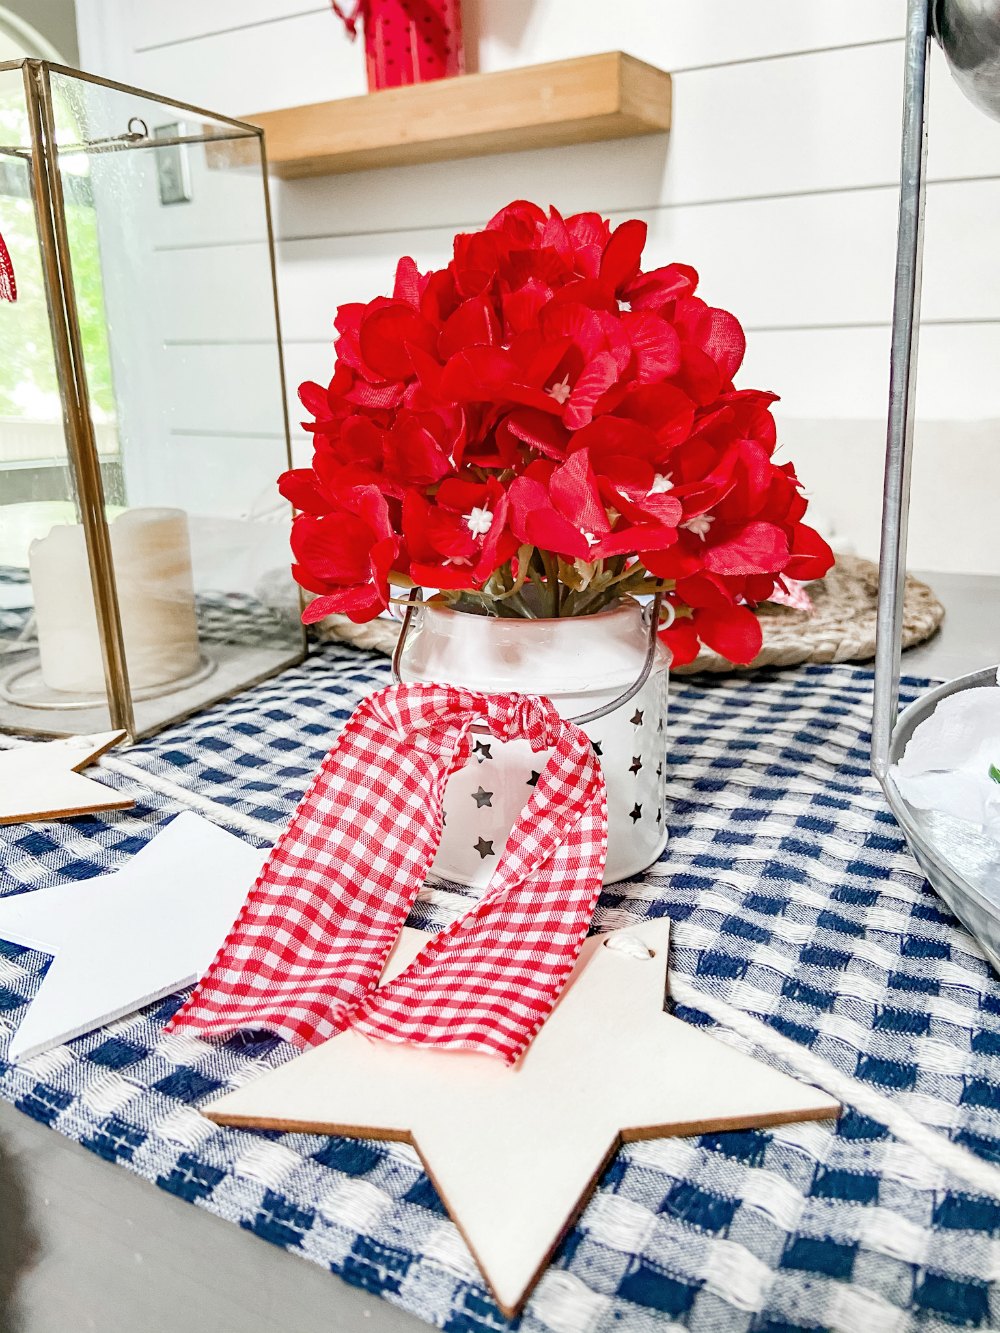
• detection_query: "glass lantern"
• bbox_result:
[0,60,305,740]
[874,0,1000,966]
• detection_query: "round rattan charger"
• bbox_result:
[313,553,944,675]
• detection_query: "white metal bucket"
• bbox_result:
[396,598,671,888]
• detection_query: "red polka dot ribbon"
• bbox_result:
[168,683,608,1064]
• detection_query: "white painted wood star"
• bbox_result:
[0,731,132,825]
[0,813,265,1061]
[205,919,840,1317]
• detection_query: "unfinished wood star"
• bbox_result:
[0,731,133,825]
[205,919,840,1316]
[0,812,266,1061]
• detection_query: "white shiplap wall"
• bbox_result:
[74,0,1000,572]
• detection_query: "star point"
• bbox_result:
[205,922,839,1317]
[0,731,132,826]
[0,814,264,1061]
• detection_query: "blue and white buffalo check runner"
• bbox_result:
[2,643,1000,1332]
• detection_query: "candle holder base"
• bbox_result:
[0,654,217,711]
[0,639,304,741]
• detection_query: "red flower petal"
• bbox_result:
[278,468,330,515]
[393,255,421,306]
[621,311,681,382]
[784,524,835,581]
[624,262,699,310]
[485,199,546,239]
[359,302,438,382]
[658,617,700,666]
[564,351,619,430]
[384,417,452,488]
[615,384,695,447]
[600,218,647,293]
[291,513,372,586]
[502,408,570,460]
[439,295,501,359]
[549,450,608,537]
[298,380,330,416]
[696,603,762,664]
[523,508,591,560]
[702,521,790,577]
[702,308,746,380]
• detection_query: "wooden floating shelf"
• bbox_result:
[246,52,670,179]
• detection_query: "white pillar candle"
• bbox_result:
[29,507,201,694]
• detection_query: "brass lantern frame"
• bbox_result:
[0,59,305,739]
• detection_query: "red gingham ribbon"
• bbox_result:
[168,683,608,1064]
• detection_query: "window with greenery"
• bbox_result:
[0,14,118,504]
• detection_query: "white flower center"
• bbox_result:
[648,473,674,495]
[443,556,472,567]
[546,374,572,405]
[464,506,493,539]
[681,514,714,540]
[582,530,600,547]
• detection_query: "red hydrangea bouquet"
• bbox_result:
[280,201,833,666]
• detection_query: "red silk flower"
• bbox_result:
[280,201,833,665]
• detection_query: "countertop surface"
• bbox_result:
[1,568,997,1333]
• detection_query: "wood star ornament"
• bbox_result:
[0,813,266,1061]
[205,919,839,1317]
[0,731,132,825]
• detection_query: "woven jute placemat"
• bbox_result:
[314,554,944,675]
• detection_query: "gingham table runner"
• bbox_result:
[2,642,1000,1333]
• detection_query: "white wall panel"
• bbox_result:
[159,315,1000,440]
[156,434,294,520]
[471,1,905,74]
[155,180,1000,345]
[128,0,907,78]
[786,418,1000,575]
[75,0,1000,573]
[128,12,365,116]
[161,344,289,438]
[745,324,1000,424]
[132,2,327,53]
[263,43,999,245]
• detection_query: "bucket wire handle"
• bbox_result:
[390,589,672,729]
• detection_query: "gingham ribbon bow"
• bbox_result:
[168,683,608,1063]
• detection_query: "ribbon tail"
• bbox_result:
[168,684,609,1065]
[350,723,608,1063]
[330,0,364,38]
[0,230,17,302]
[167,690,464,1046]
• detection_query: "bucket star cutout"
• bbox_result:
[205,919,839,1316]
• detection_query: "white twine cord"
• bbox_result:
[603,933,655,960]
[3,735,1000,1194]
[97,754,277,843]
[669,975,1000,1198]
[0,733,277,843]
